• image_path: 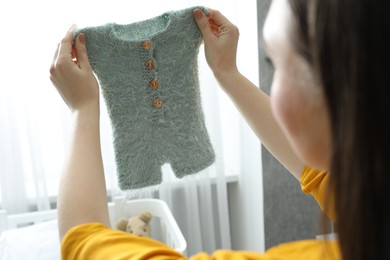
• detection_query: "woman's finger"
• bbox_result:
[57,25,76,61]
[50,43,60,73]
[206,8,233,27]
[73,33,92,71]
[193,8,217,42]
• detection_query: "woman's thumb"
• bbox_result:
[74,33,92,70]
[193,9,215,41]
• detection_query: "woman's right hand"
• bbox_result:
[50,26,99,113]
[193,8,240,80]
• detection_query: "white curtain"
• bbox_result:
[0,0,261,256]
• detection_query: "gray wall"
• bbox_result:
[256,0,325,250]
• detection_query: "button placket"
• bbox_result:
[141,40,163,110]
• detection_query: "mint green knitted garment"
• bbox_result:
[73,6,215,190]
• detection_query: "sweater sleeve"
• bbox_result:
[62,223,265,260]
[62,222,340,260]
[300,166,336,222]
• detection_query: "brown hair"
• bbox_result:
[287,0,390,259]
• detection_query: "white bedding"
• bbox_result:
[0,220,60,260]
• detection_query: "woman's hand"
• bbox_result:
[193,8,239,80]
[50,26,99,113]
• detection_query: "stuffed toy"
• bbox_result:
[116,211,152,237]
[72,6,216,190]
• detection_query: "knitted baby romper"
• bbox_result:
[73,6,215,190]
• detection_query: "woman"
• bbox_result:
[49,0,389,259]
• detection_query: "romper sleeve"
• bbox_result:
[300,166,336,222]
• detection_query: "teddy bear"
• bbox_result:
[116,211,152,237]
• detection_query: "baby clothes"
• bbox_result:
[73,6,215,190]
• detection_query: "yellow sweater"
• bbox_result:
[61,167,340,259]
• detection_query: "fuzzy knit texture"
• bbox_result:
[73,6,215,190]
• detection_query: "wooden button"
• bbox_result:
[146,59,155,70]
[149,79,159,89]
[142,40,152,50]
[153,98,163,108]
